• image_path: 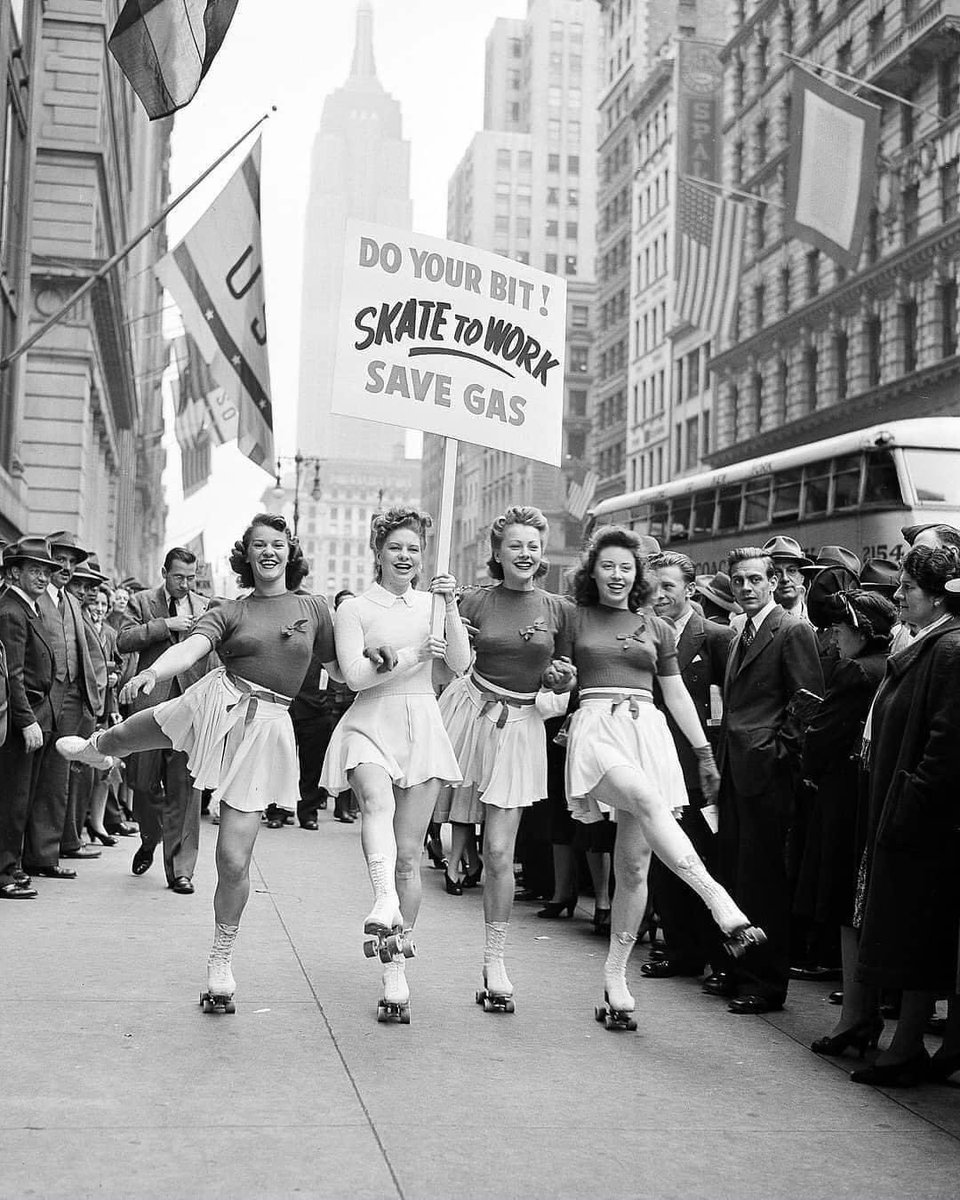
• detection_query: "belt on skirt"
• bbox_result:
[223,672,293,760]
[470,671,537,729]
[579,687,654,718]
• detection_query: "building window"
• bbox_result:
[942,279,958,357]
[834,331,849,400]
[901,298,918,373]
[565,255,578,275]
[568,155,580,175]
[515,250,530,265]
[548,153,560,172]
[868,10,886,58]
[866,207,881,264]
[902,183,920,242]
[756,118,768,165]
[571,304,589,328]
[780,264,791,314]
[808,1,821,37]
[685,416,699,470]
[866,315,882,386]
[754,282,765,331]
[566,221,578,239]
[496,148,511,171]
[837,39,852,76]
[941,161,958,221]
[546,219,559,237]
[734,57,745,108]
[569,388,587,416]
[567,430,586,458]
[940,56,960,117]
[806,249,820,299]
[545,252,558,273]
[518,150,532,172]
[570,346,588,373]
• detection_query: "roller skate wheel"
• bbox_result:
[224,1000,237,1014]
[363,939,378,959]
[377,1002,389,1022]
[624,1017,637,1031]
[503,998,516,1014]
[384,933,401,956]
[594,1005,607,1023]
[401,938,417,960]
[399,1005,411,1025]
[482,997,493,1013]
[476,989,486,1005]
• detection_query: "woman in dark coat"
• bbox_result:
[803,590,896,1059]
[851,546,960,1087]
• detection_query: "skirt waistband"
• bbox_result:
[469,671,537,729]
[579,688,653,718]
[226,671,292,709]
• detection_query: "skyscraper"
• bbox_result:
[297,1,413,462]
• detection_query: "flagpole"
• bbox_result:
[0,106,276,372]
[683,175,785,210]
[780,52,939,120]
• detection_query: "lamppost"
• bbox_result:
[271,452,322,536]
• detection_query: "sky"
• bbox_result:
[162,0,529,555]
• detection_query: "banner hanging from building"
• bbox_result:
[330,221,566,466]
[676,40,725,183]
[109,0,240,120]
[169,332,237,495]
[784,69,881,270]
[674,178,746,339]
[155,139,274,469]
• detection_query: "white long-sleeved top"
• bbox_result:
[334,582,471,695]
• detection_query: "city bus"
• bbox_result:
[585,418,960,575]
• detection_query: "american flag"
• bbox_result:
[674,178,746,339]
[566,469,599,521]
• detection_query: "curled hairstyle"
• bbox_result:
[487,505,549,580]
[229,513,308,591]
[571,525,655,611]
[821,589,898,651]
[902,544,960,615]
[728,547,779,580]
[370,508,433,582]
[648,550,696,585]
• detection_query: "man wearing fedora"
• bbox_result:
[22,532,100,879]
[0,537,60,898]
[762,535,814,623]
[117,546,215,894]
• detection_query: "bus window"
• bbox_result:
[862,450,902,505]
[649,502,669,543]
[671,496,692,542]
[902,448,960,504]
[771,468,802,524]
[833,453,862,511]
[803,462,830,516]
[692,490,716,537]
[743,477,772,528]
[628,503,650,534]
[717,484,742,532]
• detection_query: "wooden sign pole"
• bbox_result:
[431,436,459,638]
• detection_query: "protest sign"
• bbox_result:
[331,221,567,467]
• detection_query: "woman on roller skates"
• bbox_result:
[562,526,765,1032]
[320,508,470,1023]
[435,506,575,1012]
[57,514,337,1013]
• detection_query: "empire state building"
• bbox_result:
[297,1,413,461]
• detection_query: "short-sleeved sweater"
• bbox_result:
[193,592,334,697]
[565,604,679,692]
[459,585,574,693]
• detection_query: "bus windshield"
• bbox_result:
[903,449,960,505]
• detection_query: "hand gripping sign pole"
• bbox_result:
[331,220,566,626]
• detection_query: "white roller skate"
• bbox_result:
[673,854,767,959]
[362,853,414,961]
[201,922,238,1014]
[596,932,637,1031]
[476,958,515,1014]
[56,730,117,771]
[377,954,411,1024]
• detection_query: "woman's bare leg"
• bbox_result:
[98,710,173,757]
[393,779,442,930]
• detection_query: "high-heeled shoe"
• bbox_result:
[811,1017,883,1060]
[425,838,446,870]
[444,872,463,896]
[87,828,118,847]
[593,907,611,935]
[850,1048,930,1087]
[536,898,576,918]
[462,865,482,889]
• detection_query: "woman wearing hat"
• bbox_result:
[561,526,765,1032]
[693,572,739,625]
[57,514,339,1011]
[800,590,897,1060]
[850,545,960,1086]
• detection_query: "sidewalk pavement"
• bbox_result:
[3,814,959,1200]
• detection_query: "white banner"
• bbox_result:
[330,221,566,466]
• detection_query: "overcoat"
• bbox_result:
[857,616,960,992]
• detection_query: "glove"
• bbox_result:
[693,744,721,804]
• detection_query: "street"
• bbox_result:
[3,815,960,1200]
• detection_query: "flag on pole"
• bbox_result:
[155,139,274,469]
[566,467,599,521]
[108,0,239,120]
[784,69,881,270]
[674,178,746,340]
[169,333,237,495]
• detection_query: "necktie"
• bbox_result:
[169,596,178,618]
[739,618,755,663]
[57,591,65,616]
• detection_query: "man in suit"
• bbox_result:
[643,551,735,978]
[23,532,100,879]
[712,546,824,1014]
[117,547,215,894]
[0,537,60,898]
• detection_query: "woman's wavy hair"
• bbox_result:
[229,513,308,591]
[370,507,433,582]
[570,525,655,611]
[902,544,960,615]
[487,505,549,580]
[821,588,898,652]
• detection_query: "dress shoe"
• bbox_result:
[444,872,463,896]
[1,881,37,898]
[728,994,784,1015]
[850,1048,930,1087]
[299,819,319,831]
[170,876,195,894]
[12,868,31,887]
[537,898,576,918]
[334,811,356,824]
[929,1049,960,1083]
[62,846,101,859]
[32,865,77,879]
[828,990,844,1005]
[702,972,738,998]
[106,822,138,837]
[641,958,703,979]
[131,845,154,876]
[811,1017,883,1059]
